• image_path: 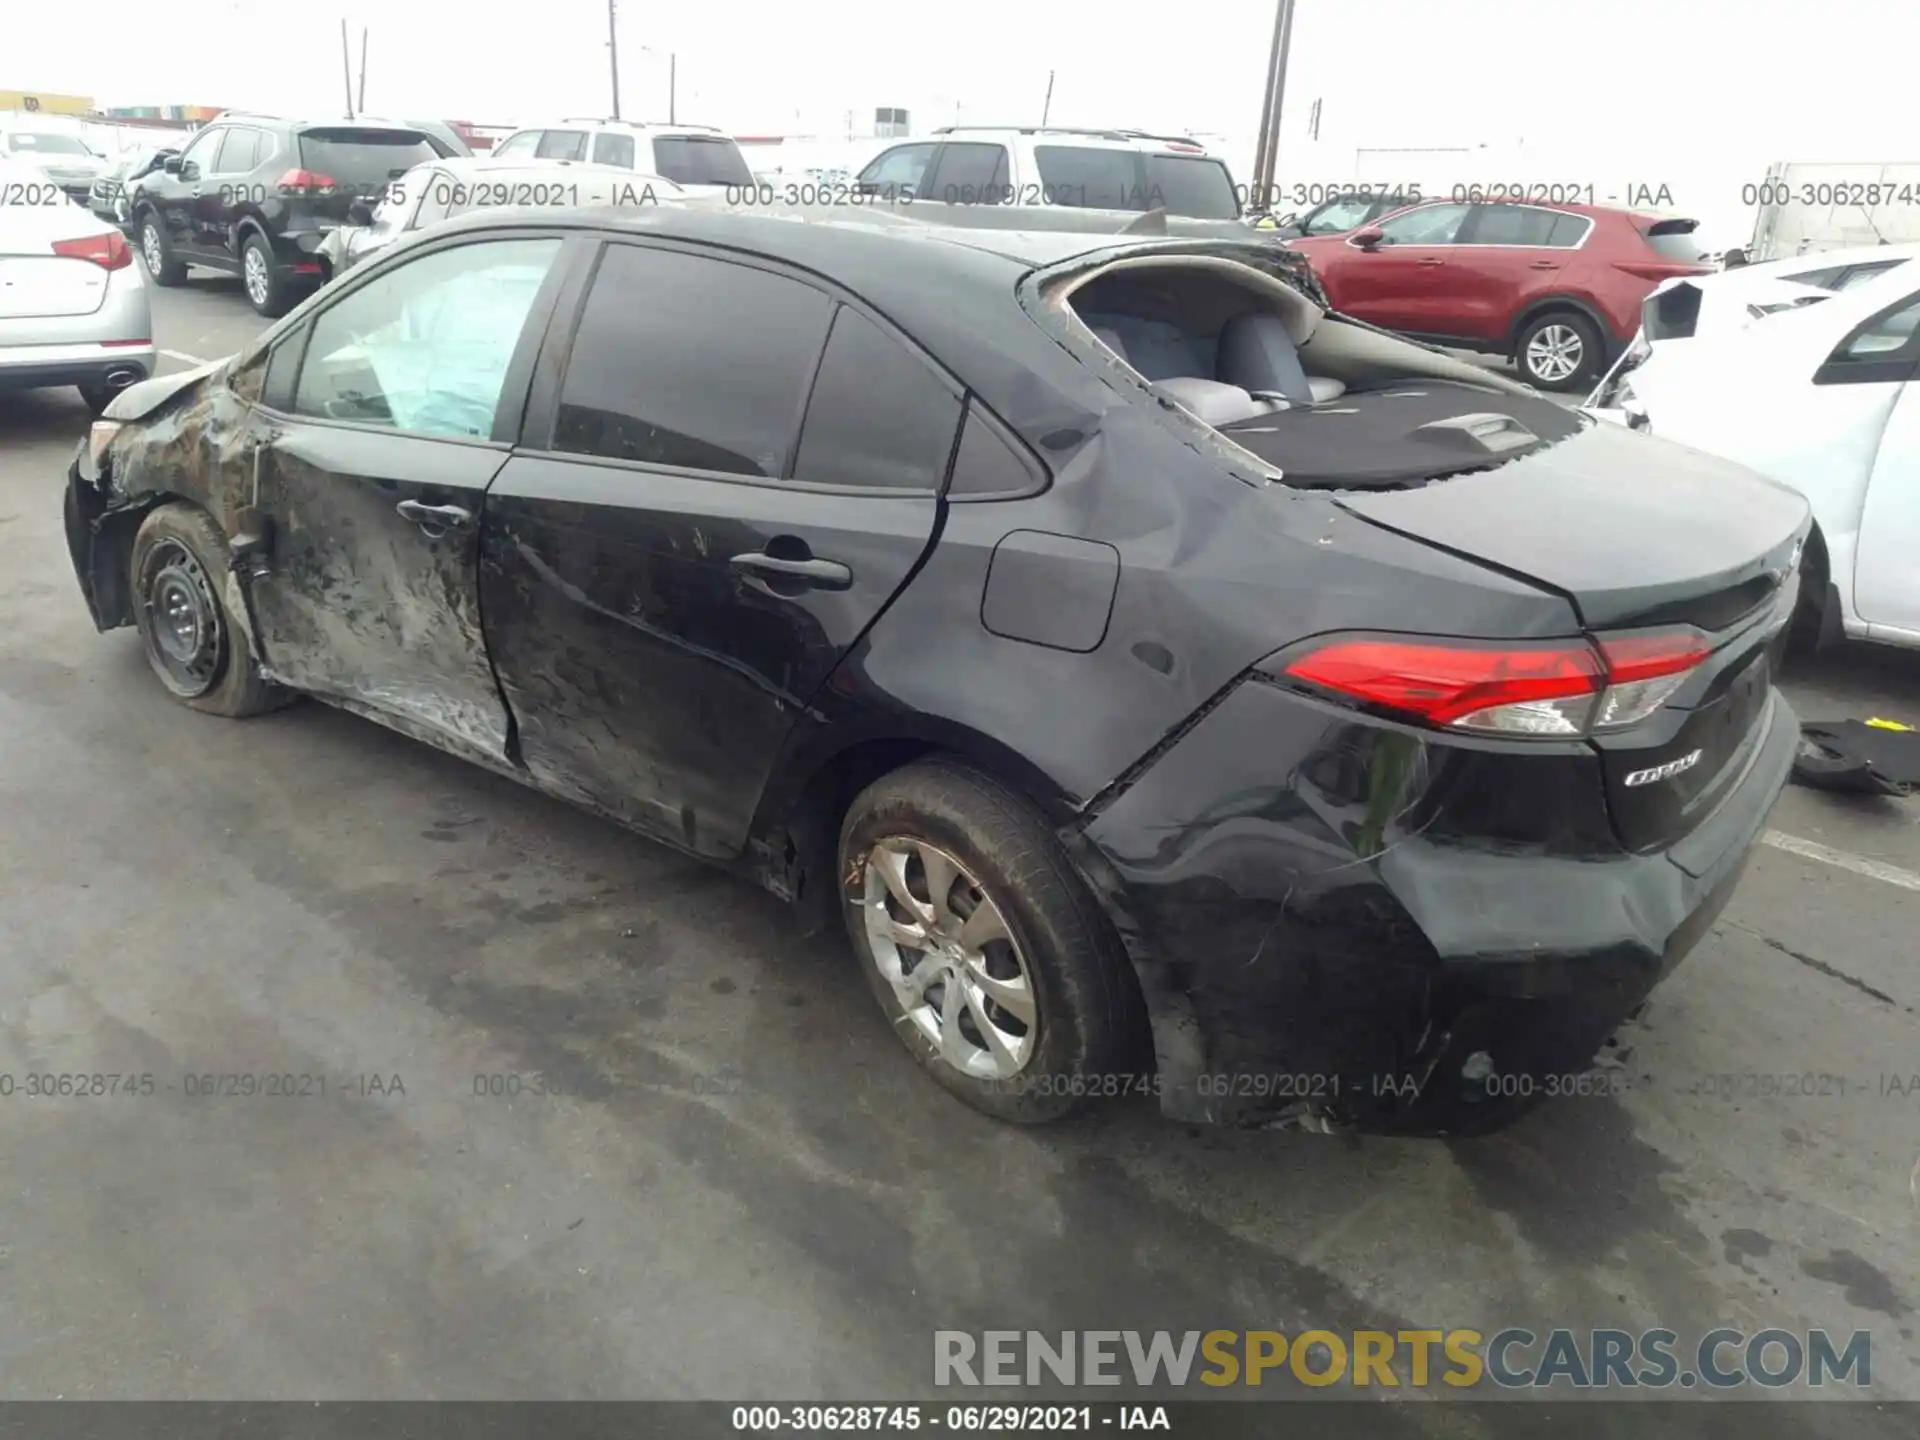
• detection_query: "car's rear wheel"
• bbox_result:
[137,214,185,285]
[241,233,290,318]
[129,504,289,718]
[1515,310,1602,391]
[838,758,1138,1123]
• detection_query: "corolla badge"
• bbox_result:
[1624,749,1703,787]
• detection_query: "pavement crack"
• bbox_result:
[1731,922,1900,1008]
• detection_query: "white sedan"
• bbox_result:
[1586,250,1920,654]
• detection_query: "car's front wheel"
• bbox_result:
[1515,310,1602,391]
[838,758,1139,1123]
[129,504,289,718]
[138,214,185,285]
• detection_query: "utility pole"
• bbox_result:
[1040,70,1055,127]
[607,0,622,120]
[357,27,368,115]
[669,52,676,124]
[340,18,355,119]
[1248,0,1297,209]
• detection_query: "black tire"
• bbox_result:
[1785,529,1836,662]
[129,503,291,718]
[240,232,291,318]
[838,758,1139,1123]
[137,213,185,285]
[1514,309,1603,392]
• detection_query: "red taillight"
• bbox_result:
[1615,260,1715,282]
[51,231,132,271]
[1277,627,1713,737]
[277,168,339,196]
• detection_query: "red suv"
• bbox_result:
[1289,200,1715,390]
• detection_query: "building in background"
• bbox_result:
[874,107,909,139]
[0,90,95,116]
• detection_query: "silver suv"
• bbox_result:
[852,126,1242,220]
[488,120,753,194]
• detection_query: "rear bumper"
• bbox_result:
[0,340,154,393]
[1068,675,1799,1136]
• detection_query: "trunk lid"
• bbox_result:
[0,203,118,319]
[1338,419,1809,852]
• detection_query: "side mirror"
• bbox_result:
[162,155,182,173]
[1352,225,1385,248]
[347,201,374,227]
[852,178,878,196]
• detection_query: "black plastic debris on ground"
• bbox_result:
[1791,718,1920,798]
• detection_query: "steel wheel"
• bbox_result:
[138,538,226,698]
[1524,323,1584,384]
[860,836,1039,1079]
[141,221,164,277]
[243,244,271,308]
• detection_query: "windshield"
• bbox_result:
[7,132,92,158]
[648,136,753,187]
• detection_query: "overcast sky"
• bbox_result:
[10,0,1916,192]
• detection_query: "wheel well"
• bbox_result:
[87,493,183,629]
[232,215,268,250]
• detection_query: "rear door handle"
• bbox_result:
[730,551,853,591]
[396,499,473,532]
[1416,257,1445,267]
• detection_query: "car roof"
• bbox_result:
[930,126,1217,155]
[507,120,731,138]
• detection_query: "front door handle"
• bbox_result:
[396,499,473,533]
[730,551,853,591]
[1415,257,1444,267]
[1529,259,1560,270]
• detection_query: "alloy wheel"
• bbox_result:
[860,836,1039,1079]
[244,246,270,308]
[139,539,225,698]
[141,222,163,277]
[1525,324,1584,384]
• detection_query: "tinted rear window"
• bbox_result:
[1033,146,1143,209]
[1641,223,1709,262]
[1143,155,1238,219]
[299,129,439,181]
[649,136,753,187]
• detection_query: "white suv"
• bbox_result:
[852,127,1243,220]
[489,120,753,195]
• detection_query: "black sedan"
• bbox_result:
[62,206,1808,1135]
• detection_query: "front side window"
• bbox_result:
[534,130,588,162]
[592,132,636,168]
[211,127,261,176]
[175,128,223,177]
[1840,293,1920,358]
[491,131,540,158]
[859,143,936,197]
[1375,202,1470,245]
[292,237,561,438]
[553,245,833,477]
[791,307,962,491]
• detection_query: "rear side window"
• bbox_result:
[1546,212,1591,247]
[554,245,833,477]
[1467,204,1558,245]
[859,142,936,197]
[491,131,540,158]
[535,130,588,161]
[300,128,439,182]
[592,132,636,168]
[1143,155,1238,219]
[929,143,1009,203]
[1833,260,1905,291]
[1033,146,1142,209]
[649,136,754,186]
[947,402,1044,499]
[792,307,962,491]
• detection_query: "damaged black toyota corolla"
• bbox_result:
[62,205,1809,1136]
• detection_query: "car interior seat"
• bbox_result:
[1217,312,1347,404]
